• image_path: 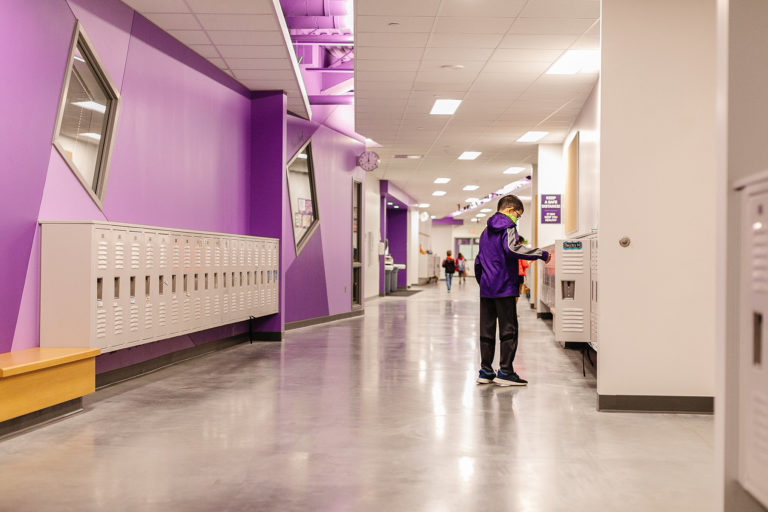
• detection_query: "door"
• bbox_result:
[352,180,363,307]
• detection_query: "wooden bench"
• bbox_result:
[0,347,100,423]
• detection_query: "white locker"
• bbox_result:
[40,221,280,354]
[554,239,591,346]
[589,237,599,352]
[738,178,768,508]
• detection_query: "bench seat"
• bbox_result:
[0,347,100,423]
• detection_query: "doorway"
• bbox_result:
[352,180,363,308]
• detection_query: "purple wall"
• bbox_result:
[284,115,365,322]
[386,210,408,287]
[2,0,367,365]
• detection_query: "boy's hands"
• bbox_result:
[545,252,552,263]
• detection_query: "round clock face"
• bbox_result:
[358,151,380,172]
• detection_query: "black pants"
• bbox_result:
[479,296,518,374]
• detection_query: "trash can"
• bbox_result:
[384,266,393,295]
[390,267,400,293]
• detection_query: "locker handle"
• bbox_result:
[755,312,763,366]
[97,278,103,301]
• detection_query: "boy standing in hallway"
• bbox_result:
[474,195,551,386]
[442,250,456,291]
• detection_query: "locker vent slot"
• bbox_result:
[561,251,584,274]
[560,307,585,332]
[97,238,108,270]
[159,242,168,267]
[146,242,154,269]
[753,393,768,465]
[753,230,768,293]
[131,242,140,269]
[115,240,125,269]
[755,312,764,366]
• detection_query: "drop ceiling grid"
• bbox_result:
[356,0,599,215]
[121,0,310,118]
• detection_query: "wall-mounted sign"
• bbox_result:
[541,194,561,224]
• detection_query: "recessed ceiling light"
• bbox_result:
[394,154,423,159]
[546,50,600,75]
[475,213,487,218]
[463,185,479,191]
[440,64,465,70]
[81,132,101,141]
[471,218,478,223]
[430,215,436,219]
[72,101,106,114]
[465,197,479,203]
[517,131,548,143]
[418,203,431,208]
[387,202,393,205]
[480,208,492,213]
[430,99,462,115]
[518,196,532,201]
[458,151,481,160]
[434,177,451,184]
[432,191,447,196]
[503,166,525,174]
[394,205,400,209]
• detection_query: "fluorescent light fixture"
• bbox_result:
[458,151,481,160]
[418,203,431,208]
[81,132,101,141]
[430,99,462,115]
[517,131,548,143]
[432,191,447,196]
[471,218,478,223]
[503,166,525,174]
[297,153,308,159]
[72,101,106,114]
[430,215,436,219]
[434,177,451,184]
[394,205,400,209]
[475,213,487,218]
[462,185,479,191]
[480,208,492,213]
[465,197,479,203]
[387,202,394,205]
[394,154,422,159]
[546,50,600,75]
[518,196,532,201]
[754,222,764,231]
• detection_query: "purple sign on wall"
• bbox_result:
[541,194,561,224]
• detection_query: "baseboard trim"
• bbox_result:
[285,309,365,330]
[96,334,253,388]
[0,398,83,440]
[597,394,714,414]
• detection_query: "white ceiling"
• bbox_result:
[355,0,600,218]
[121,0,311,119]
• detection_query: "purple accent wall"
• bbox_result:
[3,0,366,369]
[0,0,76,352]
[386,210,408,287]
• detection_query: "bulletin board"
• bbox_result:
[565,132,579,234]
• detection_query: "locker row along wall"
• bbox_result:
[40,221,280,353]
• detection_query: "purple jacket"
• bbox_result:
[475,213,549,298]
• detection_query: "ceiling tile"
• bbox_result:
[356,60,421,72]
[489,48,563,63]
[356,16,435,33]
[144,12,201,30]
[439,0,527,17]
[225,58,290,70]
[356,32,430,48]
[207,30,282,45]
[234,69,297,80]
[428,33,504,49]
[433,17,514,34]
[217,45,288,59]
[519,0,600,19]
[208,57,227,69]
[197,14,276,31]
[185,0,274,14]
[482,61,551,74]
[499,34,579,49]
[167,30,210,45]
[421,47,494,62]
[355,71,417,83]
[356,46,424,61]
[357,0,441,17]
[510,18,595,35]
[122,0,189,13]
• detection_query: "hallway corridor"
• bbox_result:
[0,282,714,511]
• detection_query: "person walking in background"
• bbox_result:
[474,195,551,386]
[442,250,456,292]
[457,252,467,285]
[517,237,531,307]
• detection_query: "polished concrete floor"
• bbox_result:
[0,281,714,511]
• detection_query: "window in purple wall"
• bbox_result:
[52,21,121,210]
[287,141,320,254]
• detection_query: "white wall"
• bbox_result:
[431,224,454,265]
[720,1,768,510]
[58,135,98,186]
[537,144,566,247]
[599,0,716,398]
[407,209,420,286]
[364,175,381,299]
[564,79,600,237]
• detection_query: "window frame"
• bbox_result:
[52,21,121,211]
[286,140,320,255]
